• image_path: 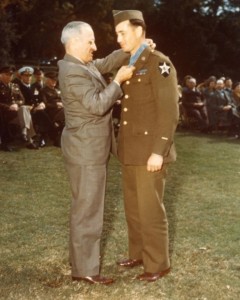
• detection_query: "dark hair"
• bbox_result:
[129,19,146,33]
[224,77,232,82]
[232,82,240,90]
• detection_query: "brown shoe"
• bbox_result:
[136,267,170,282]
[72,275,114,285]
[117,258,143,268]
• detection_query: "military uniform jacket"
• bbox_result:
[18,82,38,106]
[182,87,205,109]
[58,50,128,165]
[118,47,179,165]
[39,86,62,118]
[0,81,24,110]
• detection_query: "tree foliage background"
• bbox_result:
[1,0,240,82]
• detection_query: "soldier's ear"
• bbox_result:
[135,26,143,38]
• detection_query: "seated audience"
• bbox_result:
[203,76,217,131]
[39,71,64,146]
[0,66,37,151]
[207,79,233,131]
[181,77,209,132]
[229,82,240,138]
[18,66,53,147]
[224,77,233,96]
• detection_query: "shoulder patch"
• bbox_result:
[159,62,171,77]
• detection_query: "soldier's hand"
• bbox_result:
[35,102,46,110]
[9,104,18,111]
[57,102,63,108]
[147,153,163,172]
[114,65,135,84]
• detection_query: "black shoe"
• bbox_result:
[22,134,28,142]
[26,142,39,150]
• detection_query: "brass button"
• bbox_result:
[126,81,130,85]
[123,121,128,125]
[144,131,148,135]
[124,94,129,99]
[123,107,128,112]
[138,78,141,82]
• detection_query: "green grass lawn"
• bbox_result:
[0,131,240,300]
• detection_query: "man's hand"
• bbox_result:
[147,153,163,172]
[145,38,156,50]
[9,103,18,111]
[35,102,46,110]
[194,102,204,107]
[223,105,231,111]
[114,65,135,85]
[57,102,63,108]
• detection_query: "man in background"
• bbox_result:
[0,66,36,150]
[39,71,64,146]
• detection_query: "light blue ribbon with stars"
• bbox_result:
[129,43,148,66]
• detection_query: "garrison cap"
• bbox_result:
[112,10,144,26]
[18,66,34,75]
[45,71,58,81]
[0,65,15,74]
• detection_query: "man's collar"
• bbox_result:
[64,53,86,65]
[21,81,31,88]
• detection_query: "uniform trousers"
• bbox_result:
[121,164,170,273]
[65,162,107,277]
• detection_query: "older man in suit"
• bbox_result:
[58,21,134,285]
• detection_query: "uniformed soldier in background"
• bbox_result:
[18,66,53,147]
[32,67,45,91]
[113,10,179,282]
[0,66,37,150]
[39,71,65,146]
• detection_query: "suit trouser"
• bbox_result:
[65,162,107,277]
[121,164,170,273]
[17,106,36,138]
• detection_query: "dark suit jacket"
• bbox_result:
[58,50,128,165]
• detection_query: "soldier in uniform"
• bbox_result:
[39,71,65,146]
[0,66,37,150]
[32,68,45,91]
[112,10,179,282]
